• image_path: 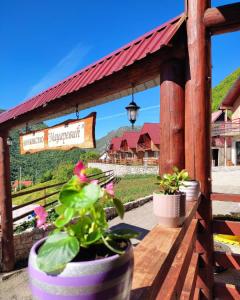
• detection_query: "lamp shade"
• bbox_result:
[125,101,140,126]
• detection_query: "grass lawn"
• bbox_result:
[115,174,157,203]
[12,179,62,206]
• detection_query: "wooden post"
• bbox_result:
[224,109,228,167]
[160,59,185,175]
[0,131,15,271]
[185,0,214,299]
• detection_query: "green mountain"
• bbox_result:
[212,68,240,111]
[96,126,141,153]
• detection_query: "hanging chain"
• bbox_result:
[76,105,80,119]
[131,83,134,103]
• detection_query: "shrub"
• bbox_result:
[52,161,74,181]
[40,170,53,183]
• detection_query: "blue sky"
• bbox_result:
[1,0,239,139]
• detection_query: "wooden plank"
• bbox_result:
[12,181,65,198]
[156,219,198,300]
[214,282,240,300]
[12,190,60,211]
[213,220,240,236]
[204,3,240,35]
[180,253,199,300]
[193,288,201,300]
[159,59,185,174]
[211,193,240,202]
[185,1,214,299]
[214,251,240,270]
[0,132,15,271]
[131,200,199,300]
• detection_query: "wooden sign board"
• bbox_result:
[20,113,96,154]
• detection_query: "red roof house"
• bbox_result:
[137,123,160,152]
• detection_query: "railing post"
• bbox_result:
[0,131,15,271]
[160,59,185,175]
[185,0,214,299]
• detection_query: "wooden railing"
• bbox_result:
[11,170,114,224]
[211,193,240,299]
[90,158,159,166]
[131,198,201,299]
[212,119,240,137]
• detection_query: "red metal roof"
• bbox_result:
[139,123,160,145]
[0,15,185,126]
[220,76,240,108]
[121,131,140,149]
[109,137,122,151]
[211,111,223,123]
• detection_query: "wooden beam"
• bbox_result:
[0,47,185,131]
[185,0,214,299]
[214,251,240,270]
[211,193,240,202]
[213,220,240,235]
[0,132,15,271]
[180,253,199,300]
[204,3,240,35]
[159,59,185,175]
[214,282,240,300]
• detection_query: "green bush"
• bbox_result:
[40,170,53,183]
[52,161,74,182]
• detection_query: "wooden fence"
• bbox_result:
[11,170,114,224]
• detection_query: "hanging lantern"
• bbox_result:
[125,86,140,129]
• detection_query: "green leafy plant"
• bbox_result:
[156,167,189,195]
[36,161,138,274]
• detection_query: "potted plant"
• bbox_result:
[179,172,200,202]
[28,161,138,300]
[153,167,187,228]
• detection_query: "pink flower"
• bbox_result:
[74,161,88,183]
[91,180,99,185]
[34,206,48,228]
[105,182,114,196]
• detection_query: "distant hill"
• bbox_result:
[96,126,141,153]
[212,68,240,111]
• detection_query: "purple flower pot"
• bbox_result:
[28,238,134,300]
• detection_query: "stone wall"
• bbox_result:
[88,162,159,176]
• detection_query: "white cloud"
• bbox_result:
[25,43,91,99]
[97,105,160,121]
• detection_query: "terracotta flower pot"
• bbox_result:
[28,238,134,300]
[179,180,199,201]
[153,192,186,228]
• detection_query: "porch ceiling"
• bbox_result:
[0,15,185,130]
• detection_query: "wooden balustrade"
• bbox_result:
[131,198,201,299]
[211,192,240,299]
